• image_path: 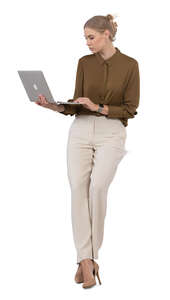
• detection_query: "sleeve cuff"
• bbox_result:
[107,105,124,118]
[106,105,138,119]
[59,99,78,116]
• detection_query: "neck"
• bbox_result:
[99,45,116,60]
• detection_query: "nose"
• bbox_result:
[87,43,92,48]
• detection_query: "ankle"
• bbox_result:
[80,258,93,264]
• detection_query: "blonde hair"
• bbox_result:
[84,14,118,42]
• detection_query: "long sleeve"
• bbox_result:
[106,61,140,119]
[60,58,84,116]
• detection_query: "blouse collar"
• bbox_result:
[95,47,120,66]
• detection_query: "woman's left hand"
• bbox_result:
[73,97,97,111]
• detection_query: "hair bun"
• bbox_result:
[106,14,114,22]
[106,13,118,22]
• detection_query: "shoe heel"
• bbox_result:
[93,261,102,285]
[96,270,102,285]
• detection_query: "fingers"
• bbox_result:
[35,94,49,105]
[38,94,49,104]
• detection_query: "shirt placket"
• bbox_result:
[99,62,109,102]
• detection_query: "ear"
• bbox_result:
[104,29,110,38]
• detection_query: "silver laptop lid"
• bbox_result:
[18,70,56,104]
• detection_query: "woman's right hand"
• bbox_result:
[35,94,65,112]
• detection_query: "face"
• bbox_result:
[84,27,110,53]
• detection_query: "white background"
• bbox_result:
[0,0,170,299]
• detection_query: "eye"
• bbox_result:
[84,36,94,40]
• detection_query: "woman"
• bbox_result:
[35,14,140,288]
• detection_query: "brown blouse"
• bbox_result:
[60,47,140,127]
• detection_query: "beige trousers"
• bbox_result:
[66,115,128,264]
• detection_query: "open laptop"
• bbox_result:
[17,70,81,105]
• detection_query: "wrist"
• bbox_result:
[95,104,109,115]
[96,103,104,113]
[93,104,99,112]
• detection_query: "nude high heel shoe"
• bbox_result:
[82,260,102,288]
[93,261,102,285]
[74,263,83,283]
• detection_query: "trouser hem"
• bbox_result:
[76,252,99,264]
